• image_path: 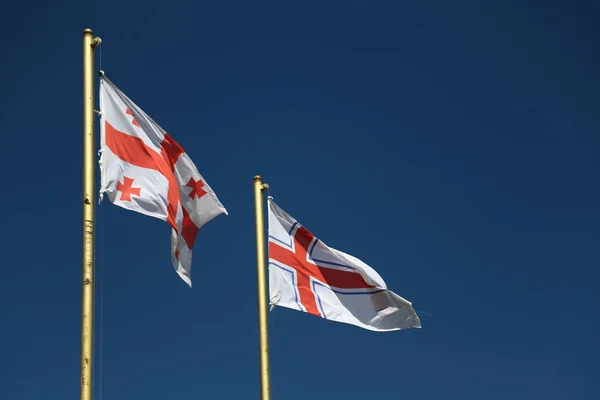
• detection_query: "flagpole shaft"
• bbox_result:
[253,175,271,400]
[81,28,100,400]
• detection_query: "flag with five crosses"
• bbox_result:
[268,198,420,331]
[98,73,228,286]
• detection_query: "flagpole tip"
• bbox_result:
[254,175,262,181]
[83,29,101,46]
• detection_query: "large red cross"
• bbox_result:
[104,115,199,253]
[269,226,374,317]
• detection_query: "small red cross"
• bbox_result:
[186,177,207,200]
[116,176,141,202]
[269,226,374,317]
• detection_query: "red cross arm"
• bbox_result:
[269,240,374,290]
[160,133,184,171]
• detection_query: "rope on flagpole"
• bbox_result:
[96,43,105,400]
[97,69,106,204]
[265,194,280,312]
[97,182,105,400]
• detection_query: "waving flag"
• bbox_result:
[267,199,420,331]
[98,73,227,286]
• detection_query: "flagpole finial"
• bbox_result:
[254,176,268,191]
[83,29,102,47]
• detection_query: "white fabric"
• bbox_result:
[268,199,421,331]
[99,73,228,286]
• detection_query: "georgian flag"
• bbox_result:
[98,73,227,286]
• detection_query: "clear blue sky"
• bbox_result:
[1,1,598,399]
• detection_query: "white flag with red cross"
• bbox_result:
[98,73,228,286]
[268,199,421,331]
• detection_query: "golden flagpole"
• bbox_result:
[253,175,271,400]
[81,28,101,400]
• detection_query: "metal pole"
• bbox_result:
[81,28,101,400]
[253,175,271,400]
